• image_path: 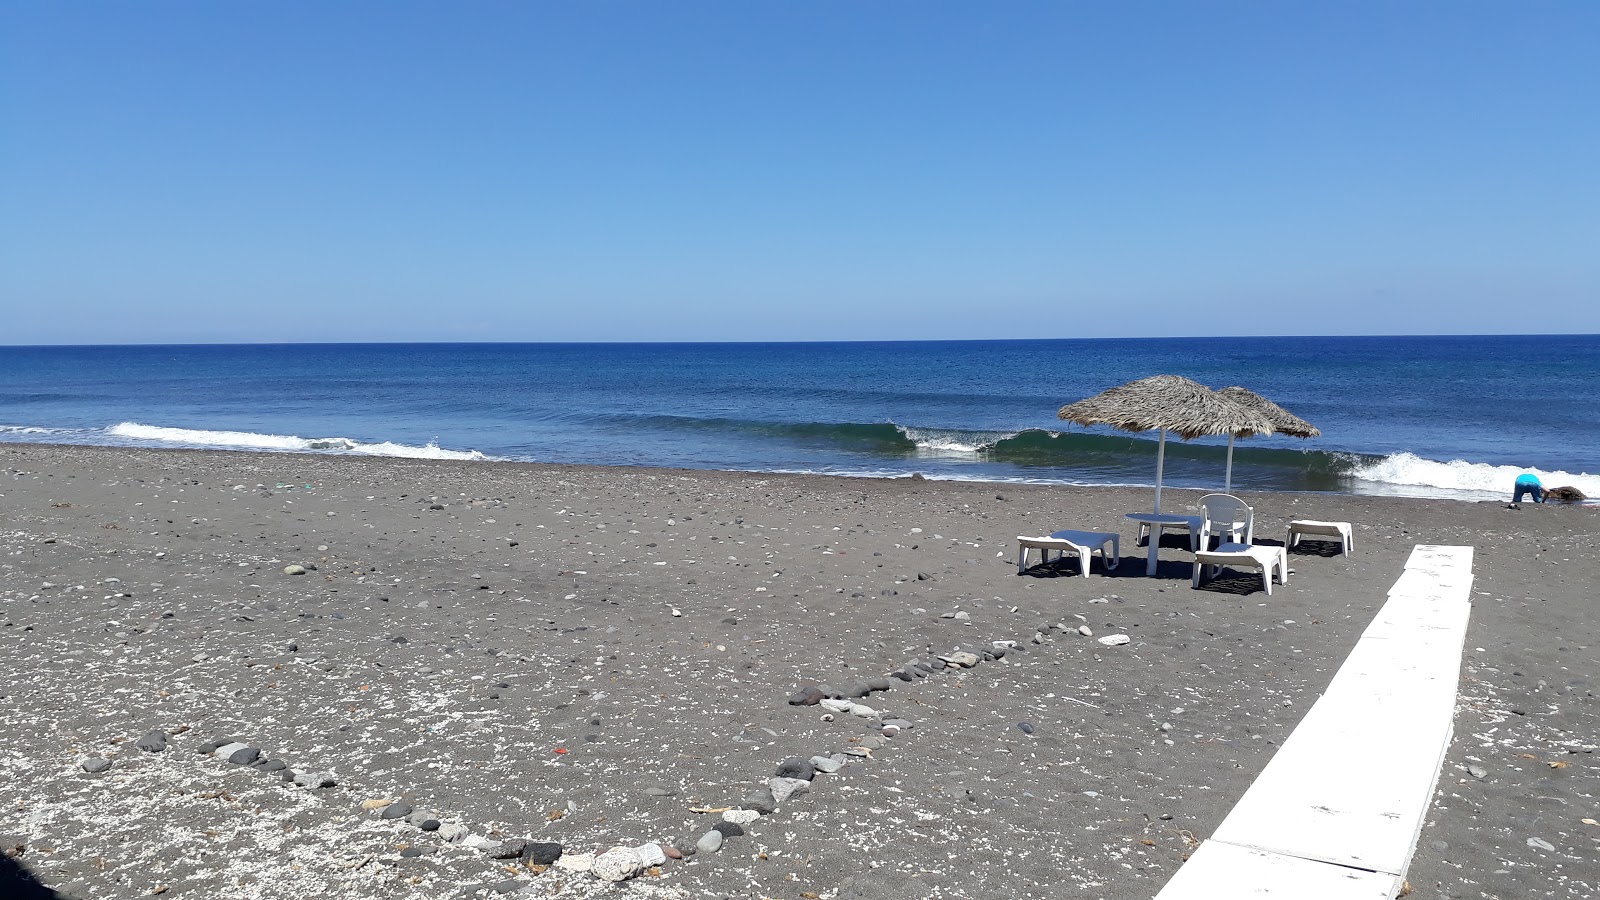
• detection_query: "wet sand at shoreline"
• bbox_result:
[1,444,1594,899]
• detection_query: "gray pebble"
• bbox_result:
[695,831,724,854]
[381,803,415,820]
[1467,764,1488,779]
[775,757,815,781]
[1017,722,1035,734]
[226,747,261,766]
[135,731,168,753]
[644,786,677,797]
[1527,837,1555,852]
[80,757,112,774]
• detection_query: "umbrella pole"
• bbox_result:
[1225,434,1235,494]
[1153,429,1167,513]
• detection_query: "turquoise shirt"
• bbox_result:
[1515,473,1542,486]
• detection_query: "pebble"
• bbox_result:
[882,718,914,730]
[135,730,168,753]
[712,821,745,838]
[489,879,522,894]
[742,788,777,814]
[295,772,336,789]
[211,742,249,762]
[849,703,878,718]
[524,842,563,865]
[769,776,811,805]
[788,686,825,706]
[227,747,261,765]
[662,845,683,860]
[775,757,815,780]
[283,565,307,576]
[554,851,594,873]
[696,831,724,854]
[1078,625,1094,637]
[462,835,500,851]
[1467,764,1488,779]
[360,799,393,811]
[819,698,854,713]
[810,756,844,774]
[418,820,440,832]
[1017,722,1035,734]
[723,809,761,826]
[633,842,666,868]
[592,847,641,882]
[1098,634,1131,646]
[1526,837,1555,852]
[940,651,980,667]
[381,803,415,820]
[80,756,112,774]
[644,786,677,797]
[437,824,469,843]
[405,810,435,826]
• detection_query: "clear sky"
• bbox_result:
[2,1,1596,344]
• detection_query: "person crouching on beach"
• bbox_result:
[1513,472,1545,503]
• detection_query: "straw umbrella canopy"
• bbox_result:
[1215,386,1321,493]
[1057,375,1275,513]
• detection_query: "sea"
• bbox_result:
[2,335,1598,503]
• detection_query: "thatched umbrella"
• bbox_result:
[1215,386,1321,493]
[1057,375,1274,513]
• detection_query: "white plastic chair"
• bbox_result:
[1196,494,1253,551]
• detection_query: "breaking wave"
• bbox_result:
[103,422,489,461]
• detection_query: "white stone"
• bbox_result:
[1098,634,1131,646]
[554,851,594,873]
[723,809,761,825]
[591,847,642,882]
[633,842,667,868]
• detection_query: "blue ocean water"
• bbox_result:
[2,336,1598,501]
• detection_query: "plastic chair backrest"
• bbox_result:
[1198,493,1253,543]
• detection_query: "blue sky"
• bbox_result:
[2,1,1596,344]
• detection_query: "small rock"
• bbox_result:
[437,824,469,843]
[644,786,677,798]
[810,756,844,774]
[1098,634,1131,646]
[226,747,260,765]
[788,686,825,706]
[662,845,683,860]
[211,742,249,762]
[632,842,665,868]
[712,821,745,838]
[742,788,777,814]
[523,842,563,865]
[489,879,522,894]
[1467,764,1488,779]
[381,803,415,821]
[723,809,761,826]
[283,565,307,576]
[405,810,435,826]
[819,698,854,713]
[1526,837,1555,852]
[80,756,112,774]
[769,777,811,805]
[775,757,815,781]
[696,831,724,854]
[1017,722,1035,735]
[1078,625,1094,637]
[295,772,336,789]
[554,851,595,873]
[135,731,168,752]
[360,799,393,811]
[939,651,980,667]
[418,820,440,832]
[849,703,878,718]
[882,718,914,730]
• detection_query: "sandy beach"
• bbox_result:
[1,444,1594,900]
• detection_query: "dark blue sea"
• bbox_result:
[2,336,1597,502]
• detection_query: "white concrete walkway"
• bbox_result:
[1155,545,1474,899]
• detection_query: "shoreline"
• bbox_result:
[0,436,1578,505]
[1,443,1594,899]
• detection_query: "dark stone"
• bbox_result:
[400,847,423,858]
[742,789,777,815]
[227,747,260,765]
[865,676,894,692]
[521,842,562,865]
[990,647,1007,659]
[80,757,112,773]
[381,803,415,820]
[711,821,745,838]
[260,759,286,772]
[890,670,914,682]
[787,686,825,706]
[280,770,297,782]
[419,820,440,831]
[844,682,872,699]
[1017,722,1035,735]
[487,839,528,860]
[135,731,168,752]
[775,757,815,781]
[198,739,228,754]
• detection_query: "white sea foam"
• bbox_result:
[104,422,489,461]
[0,424,76,435]
[895,425,1017,454]
[1347,452,1600,499]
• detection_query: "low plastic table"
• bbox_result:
[1287,519,1354,556]
[1192,542,1289,595]
[1016,529,1120,577]
[1125,512,1200,576]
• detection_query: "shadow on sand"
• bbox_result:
[1,854,61,900]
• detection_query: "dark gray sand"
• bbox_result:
[0,445,1594,899]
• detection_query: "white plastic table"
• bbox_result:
[1125,512,1198,576]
